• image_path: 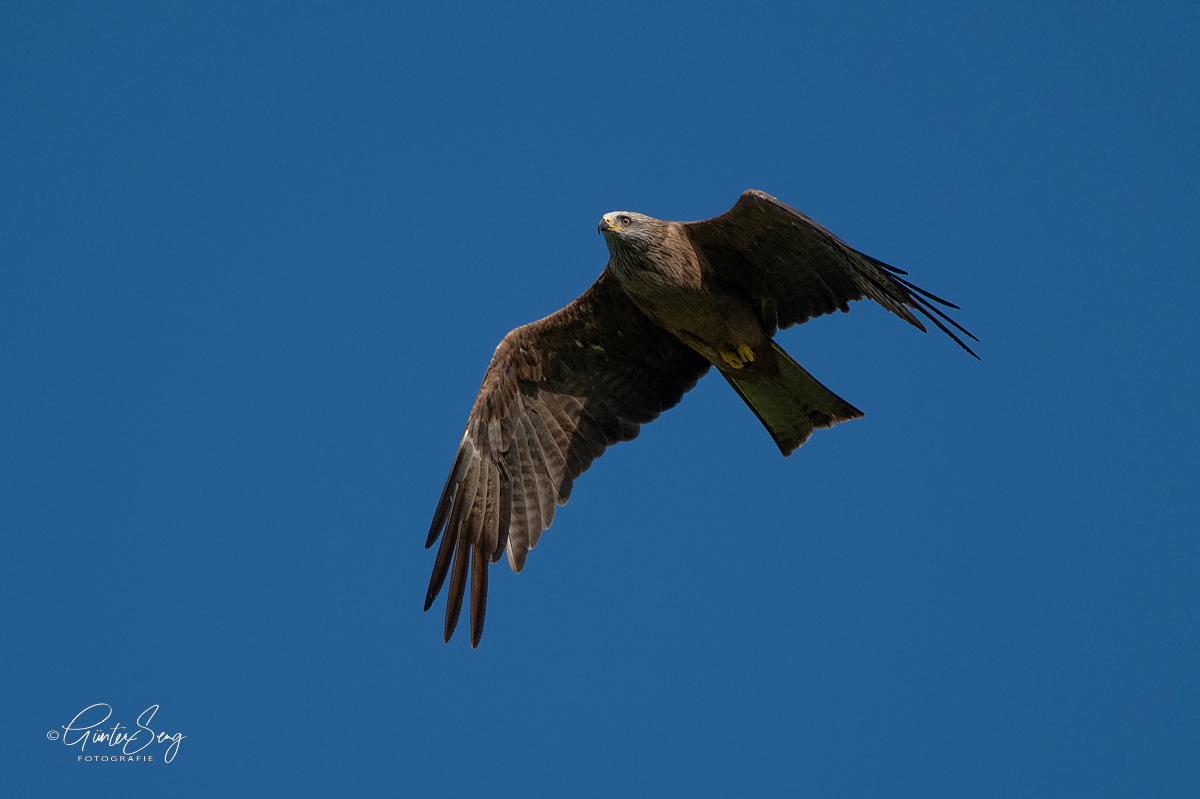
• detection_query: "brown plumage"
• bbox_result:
[424,189,977,647]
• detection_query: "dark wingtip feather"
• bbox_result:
[426,493,452,549]
[424,518,457,611]
[904,279,979,338]
[492,479,512,564]
[426,446,466,548]
[912,300,980,359]
[864,254,909,276]
[866,253,981,358]
[916,294,979,341]
[890,272,963,311]
[443,530,470,643]
[469,544,488,648]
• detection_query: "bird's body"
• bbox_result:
[424,190,977,647]
[613,236,768,372]
[599,209,860,452]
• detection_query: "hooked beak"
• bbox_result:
[598,214,624,234]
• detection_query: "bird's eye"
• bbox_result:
[619,215,632,226]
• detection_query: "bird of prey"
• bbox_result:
[424,189,976,647]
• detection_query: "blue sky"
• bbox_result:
[3,1,1197,796]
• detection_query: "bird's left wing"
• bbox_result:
[425,270,710,647]
[685,189,978,356]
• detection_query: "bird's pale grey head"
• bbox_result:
[598,211,659,256]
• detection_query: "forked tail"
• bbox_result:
[720,340,863,456]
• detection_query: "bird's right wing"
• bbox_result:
[425,270,710,647]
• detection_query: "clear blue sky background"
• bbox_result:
[4,1,1197,796]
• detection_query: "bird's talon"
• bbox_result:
[720,351,745,369]
[737,344,755,363]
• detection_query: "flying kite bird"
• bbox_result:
[424,189,977,647]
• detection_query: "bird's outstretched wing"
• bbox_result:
[685,190,978,356]
[425,270,710,647]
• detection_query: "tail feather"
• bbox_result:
[721,340,862,456]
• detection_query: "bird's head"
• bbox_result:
[598,211,658,255]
